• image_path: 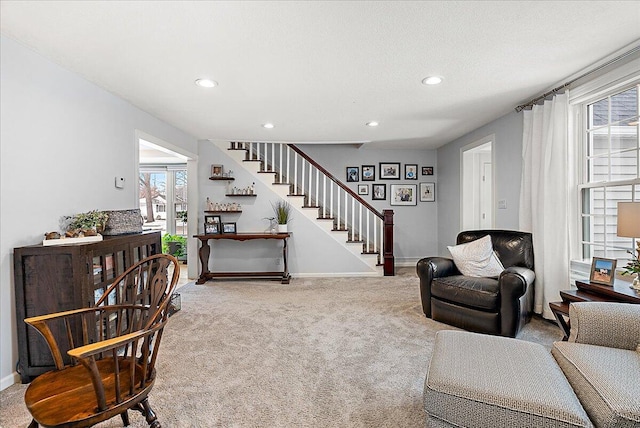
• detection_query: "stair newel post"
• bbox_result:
[383,209,395,276]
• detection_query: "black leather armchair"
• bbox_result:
[417,230,535,337]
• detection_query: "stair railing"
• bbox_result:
[230,141,394,275]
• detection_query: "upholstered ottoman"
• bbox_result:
[424,330,593,428]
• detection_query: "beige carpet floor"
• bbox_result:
[0,268,562,427]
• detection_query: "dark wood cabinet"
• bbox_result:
[13,231,161,383]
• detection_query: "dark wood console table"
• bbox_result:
[194,233,291,284]
[549,279,640,340]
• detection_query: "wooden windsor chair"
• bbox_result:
[23,253,180,428]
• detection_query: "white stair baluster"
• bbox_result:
[286,145,290,186]
[271,143,275,172]
[336,187,341,229]
[308,163,313,205]
[351,198,355,241]
[249,142,253,161]
[322,176,327,217]
[315,169,319,209]
[330,181,334,219]
[293,149,298,194]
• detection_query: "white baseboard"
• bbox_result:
[1,371,20,391]
[292,271,382,278]
[394,258,422,267]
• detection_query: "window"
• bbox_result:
[578,84,639,262]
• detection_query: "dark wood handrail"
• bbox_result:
[288,144,384,219]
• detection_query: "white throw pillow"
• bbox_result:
[447,235,505,277]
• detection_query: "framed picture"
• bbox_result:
[372,184,386,200]
[204,215,221,225]
[204,223,219,234]
[422,166,434,176]
[362,165,375,181]
[358,184,369,195]
[222,222,237,234]
[589,257,617,286]
[211,164,223,178]
[405,164,418,180]
[346,166,360,182]
[390,184,417,206]
[379,162,400,180]
[420,182,436,202]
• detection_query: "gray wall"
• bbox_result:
[300,144,439,264]
[436,111,523,255]
[197,141,377,275]
[0,36,198,388]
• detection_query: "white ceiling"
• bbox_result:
[2,1,639,149]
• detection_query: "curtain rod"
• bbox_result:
[515,45,640,112]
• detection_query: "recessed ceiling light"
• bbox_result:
[262,123,275,129]
[366,121,379,127]
[195,78,218,88]
[422,76,443,85]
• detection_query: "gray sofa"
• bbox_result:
[424,302,640,427]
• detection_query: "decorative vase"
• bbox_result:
[631,274,640,291]
[278,224,288,233]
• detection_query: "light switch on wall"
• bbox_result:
[115,177,125,189]
[498,199,507,209]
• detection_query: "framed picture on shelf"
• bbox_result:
[372,184,386,200]
[420,182,435,202]
[346,166,360,182]
[390,184,417,206]
[362,165,375,181]
[405,164,418,180]
[589,257,617,286]
[422,166,434,176]
[222,222,237,234]
[204,215,221,225]
[204,223,219,234]
[211,164,223,178]
[358,184,369,195]
[379,162,400,180]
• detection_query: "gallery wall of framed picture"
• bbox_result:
[345,161,435,205]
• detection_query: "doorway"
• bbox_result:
[461,137,494,231]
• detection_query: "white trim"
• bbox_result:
[292,271,382,278]
[1,372,20,391]
[395,257,423,267]
[569,57,640,104]
[459,134,495,230]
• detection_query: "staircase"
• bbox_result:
[214,141,394,276]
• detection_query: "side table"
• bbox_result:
[549,279,640,340]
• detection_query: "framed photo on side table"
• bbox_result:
[390,184,417,206]
[420,182,435,202]
[589,257,617,286]
[222,222,237,234]
[205,223,219,234]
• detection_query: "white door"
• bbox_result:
[480,161,492,228]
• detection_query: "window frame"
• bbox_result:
[570,66,640,272]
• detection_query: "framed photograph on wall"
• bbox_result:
[390,184,417,206]
[362,165,375,181]
[422,166,434,176]
[358,184,369,195]
[372,184,386,200]
[420,182,435,202]
[222,222,237,234]
[211,164,224,178]
[379,162,400,180]
[405,164,418,180]
[346,166,360,182]
[589,257,617,286]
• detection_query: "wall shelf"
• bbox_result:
[209,177,234,181]
[204,210,242,214]
[225,194,257,197]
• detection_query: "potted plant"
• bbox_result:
[621,241,640,290]
[272,200,292,233]
[64,210,109,236]
[162,234,187,262]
